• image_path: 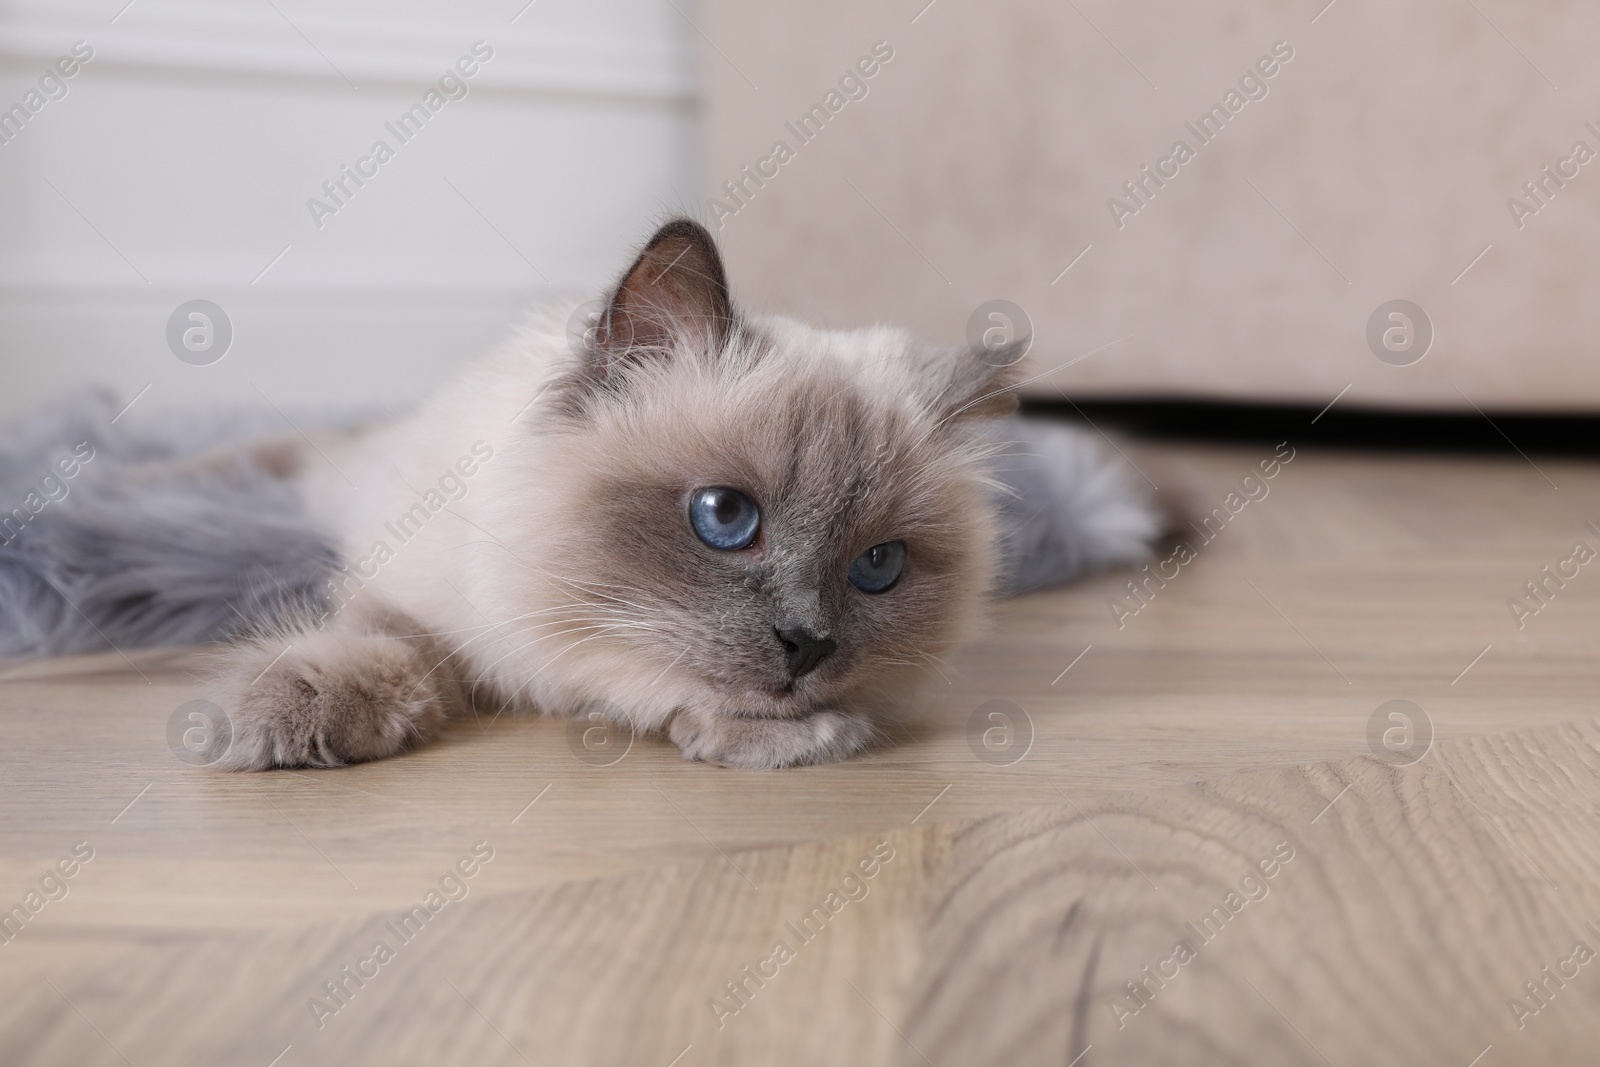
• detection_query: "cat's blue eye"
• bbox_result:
[689,487,760,550]
[848,540,905,594]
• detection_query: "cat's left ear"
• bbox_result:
[592,218,734,374]
[923,339,1027,422]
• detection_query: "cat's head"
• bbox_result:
[525,219,1022,730]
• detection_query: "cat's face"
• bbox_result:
[525,220,1020,722]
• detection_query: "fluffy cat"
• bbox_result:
[0,218,1159,768]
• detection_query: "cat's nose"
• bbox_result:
[775,626,836,679]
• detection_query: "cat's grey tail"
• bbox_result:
[988,416,1164,595]
[0,391,341,658]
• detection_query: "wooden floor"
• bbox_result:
[2,440,1598,1066]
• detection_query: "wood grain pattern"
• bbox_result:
[2,444,1597,1064]
[906,720,1600,1066]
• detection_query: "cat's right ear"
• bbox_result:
[917,338,1027,424]
[589,218,734,379]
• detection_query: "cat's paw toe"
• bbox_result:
[208,637,447,771]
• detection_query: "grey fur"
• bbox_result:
[0,393,1157,658]
[987,416,1162,595]
[0,391,341,657]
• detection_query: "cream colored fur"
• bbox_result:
[208,309,1000,769]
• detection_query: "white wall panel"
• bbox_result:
[0,0,702,417]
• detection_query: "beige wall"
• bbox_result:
[701,0,1597,410]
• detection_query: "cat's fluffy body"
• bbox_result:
[216,295,1011,769]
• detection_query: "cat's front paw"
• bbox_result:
[667,707,876,769]
[206,631,450,771]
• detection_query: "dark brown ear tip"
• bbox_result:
[581,216,736,379]
[644,217,720,252]
[630,217,730,299]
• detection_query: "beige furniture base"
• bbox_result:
[700,0,1598,410]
